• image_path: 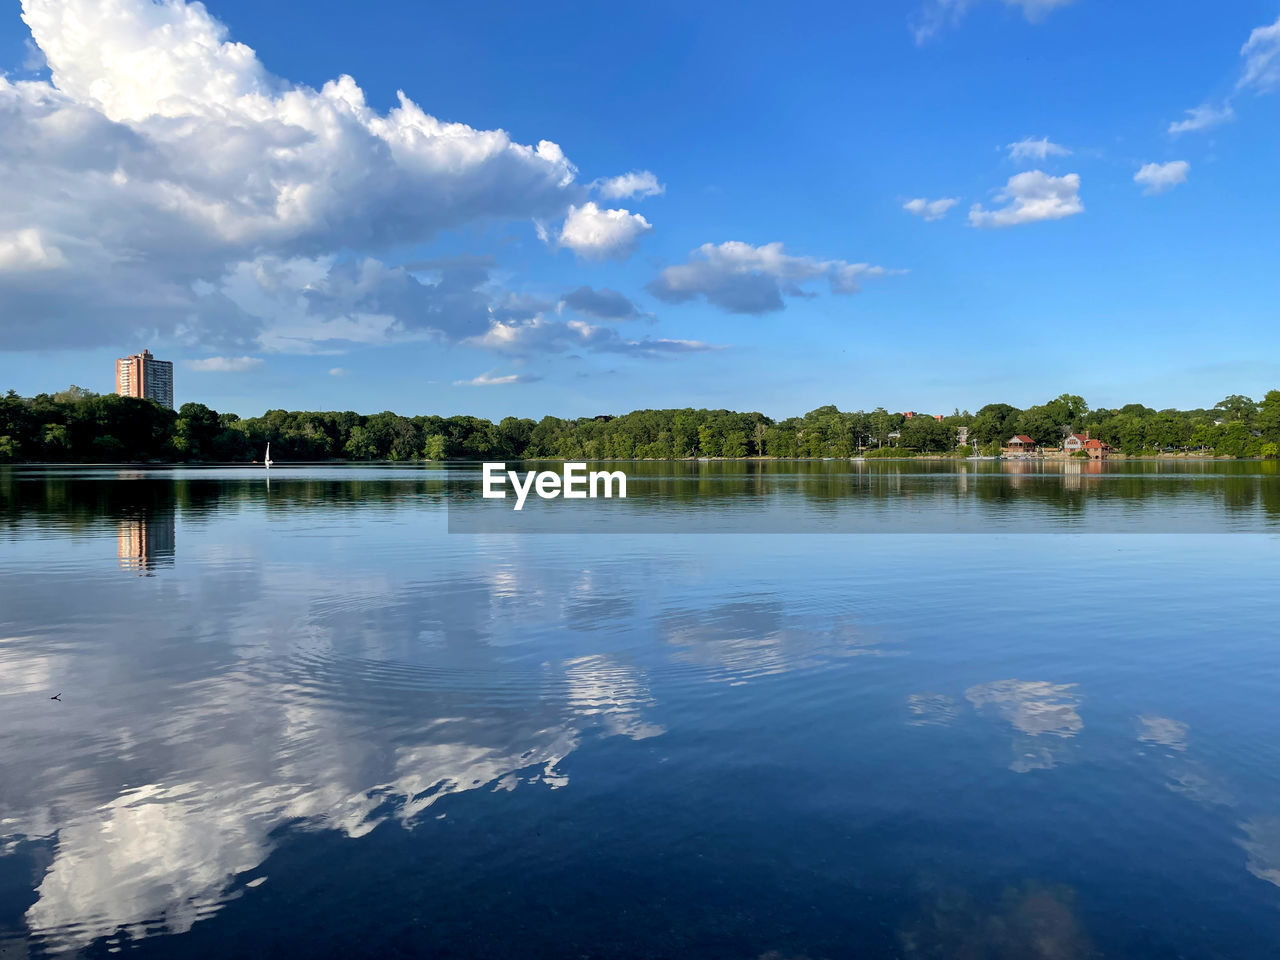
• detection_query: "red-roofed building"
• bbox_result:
[1004,434,1037,456]
[1082,437,1111,460]
[1063,430,1111,459]
[1063,432,1090,454]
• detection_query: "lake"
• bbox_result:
[2,461,1280,958]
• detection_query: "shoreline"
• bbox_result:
[1,452,1267,467]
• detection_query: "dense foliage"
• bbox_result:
[2,387,1279,462]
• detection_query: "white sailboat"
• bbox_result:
[264,442,273,470]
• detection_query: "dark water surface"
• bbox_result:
[2,462,1280,958]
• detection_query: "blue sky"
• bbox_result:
[1,0,1278,418]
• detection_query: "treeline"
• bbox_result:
[2,386,1279,462]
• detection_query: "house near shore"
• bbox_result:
[1063,432,1089,454]
[1064,431,1112,460]
[1004,434,1037,456]
[1082,438,1111,460]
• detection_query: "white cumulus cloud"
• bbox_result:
[0,228,66,272]
[189,355,263,372]
[648,241,899,315]
[1134,160,1189,195]
[188,253,694,362]
[969,170,1083,228]
[2,0,584,353]
[595,170,665,200]
[557,202,652,260]
[903,197,959,221]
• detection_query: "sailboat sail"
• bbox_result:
[265,442,273,469]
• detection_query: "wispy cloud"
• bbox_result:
[912,0,1075,44]
[453,371,543,386]
[1168,14,1280,136]
[190,356,263,372]
[472,316,717,358]
[903,197,959,221]
[1168,101,1234,136]
[1006,136,1070,162]
[1239,15,1280,93]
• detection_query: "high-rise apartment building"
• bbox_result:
[115,350,174,409]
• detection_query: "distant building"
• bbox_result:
[1063,432,1089,453]
[1063,431,1111,459]
[116,350,173,409]
[1004,434,1036,455]
[1082,438,1111,460]
[956,425,970,447]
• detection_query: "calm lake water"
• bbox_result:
[2,461,1280,958]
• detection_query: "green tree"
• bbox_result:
[344,425,377,460]
[41,423,71,459]
[1015,406,1059,447]
[697,422,722,457]
[52,385,98,404]
[422,434,447,460]
[1214,395,1256,424]
[721,431,749,458]
[970,403,1021,446]
[868,407,893,447]
[1040,393,1089,440]
[1212,421,1259,458]
[899,416,953,452]
[497,417,535,458]
[173,402,221,460]
[672,411,699,457]
[752,422,769,456]
[1257,390,1280,443]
